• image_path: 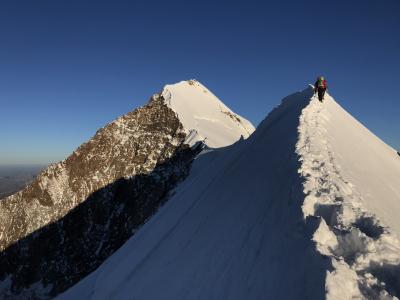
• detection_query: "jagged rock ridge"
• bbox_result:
[0,80,254,299]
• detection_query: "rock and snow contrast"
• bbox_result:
[0,80,254,299]
[58,87,400,300]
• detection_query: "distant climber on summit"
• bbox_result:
[314,76,328,102]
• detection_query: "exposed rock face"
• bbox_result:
[0,94,201,299]
[0,80,255,299]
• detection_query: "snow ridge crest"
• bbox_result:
[296,94,400,300]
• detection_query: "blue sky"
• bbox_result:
[1,0,399,165]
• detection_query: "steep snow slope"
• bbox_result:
[162,80,254,147]
[58,87,329,300]
[59,88,400,300]
[298,93,400,299]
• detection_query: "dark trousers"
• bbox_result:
[317,88,326,102]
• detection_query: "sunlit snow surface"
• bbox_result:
[162,80,255,148]
[298,93,400,300]
[59,87,400,300]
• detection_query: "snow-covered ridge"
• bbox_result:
[296,93,400,299]
[57,87,400,300]
[161,80,255,148]
[57,87,326,300]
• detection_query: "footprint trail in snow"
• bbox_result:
[297,94,400,300]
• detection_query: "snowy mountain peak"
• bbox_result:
[160,80,255,148]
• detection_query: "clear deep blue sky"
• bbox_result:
[1,0,399,165]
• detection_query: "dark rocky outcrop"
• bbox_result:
[0,94,201,299]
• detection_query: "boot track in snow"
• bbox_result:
[297,94,400,300]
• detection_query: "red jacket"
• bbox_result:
[315,79,327,90]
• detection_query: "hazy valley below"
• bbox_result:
[0,165,45,199]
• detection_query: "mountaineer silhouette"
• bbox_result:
[314,76,328,102]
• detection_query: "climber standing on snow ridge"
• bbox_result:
[314,76,328,102]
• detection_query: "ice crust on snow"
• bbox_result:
[162,80,255,148]
[58,87,400,300]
